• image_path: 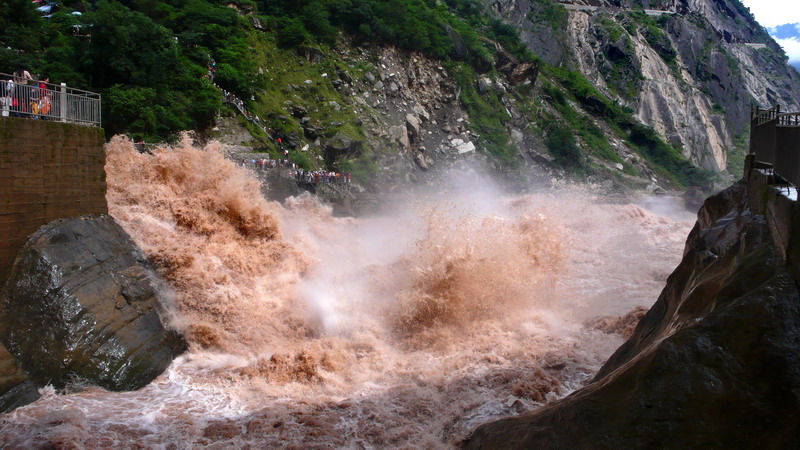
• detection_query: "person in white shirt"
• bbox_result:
[11,65,33,116]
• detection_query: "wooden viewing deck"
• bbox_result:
[749,105,800,190]
[743,104,800,280]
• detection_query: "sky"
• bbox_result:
[740,0,800,63]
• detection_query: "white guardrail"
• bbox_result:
[1,72,101,126]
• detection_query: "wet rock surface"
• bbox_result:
[0,215,186,412]
[0,343,38,413]
[464,182,800,448]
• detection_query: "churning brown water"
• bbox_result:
[0,137,694,448]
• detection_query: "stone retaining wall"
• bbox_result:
[0,117,106,286]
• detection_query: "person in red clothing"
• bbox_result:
[35,76,51,119]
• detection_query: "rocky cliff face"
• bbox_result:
[0,215,186,412]
[214,0,800,198]
[488,0,800,173]
[214,44,559,192]
[463,182,800,448]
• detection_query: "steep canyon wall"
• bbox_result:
[487,0,800,173]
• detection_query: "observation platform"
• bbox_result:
[745,104,800,282]
[1,72,101,126]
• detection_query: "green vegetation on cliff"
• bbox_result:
[1,0,537,142]
[1,0,711,188]
[450,63,520,165]
[544,66,711,187]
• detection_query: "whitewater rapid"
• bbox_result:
[0,137,695,448]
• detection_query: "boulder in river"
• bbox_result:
[0,215,186,412]
[0,342,38,413]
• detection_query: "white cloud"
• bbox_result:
[740,0,800,28]
[775,37,800,63]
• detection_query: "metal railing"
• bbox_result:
[315,177,352,200]
[749,104,800,189]
[750,105,780,164]
[269,166,353,199]
[752,104,780,125]
[778,113,800,127]
[1,73,101,126]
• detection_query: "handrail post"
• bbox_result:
[60,83,67,123]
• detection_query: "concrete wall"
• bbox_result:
[745,153,800,283]
[0,117,106,286]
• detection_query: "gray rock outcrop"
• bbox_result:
[486,0,800,174]
[0,215,186,412]
[464,182,800,448]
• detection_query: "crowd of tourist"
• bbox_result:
[222,89,260,126]
[242,157,294,170]
[241,157,352,186]
[1,64,53,119]
[295,169,352,185]
[207,59,265,135]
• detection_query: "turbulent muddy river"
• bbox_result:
[0,137,694,448]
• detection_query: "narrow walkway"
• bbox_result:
[556,1,676,16]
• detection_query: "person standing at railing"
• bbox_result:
[1,79,12,117]
[36,76,52,119]
[36,76,48,91]
[30,75,46,119]
[12,65,33,117]
[12,65,33,85]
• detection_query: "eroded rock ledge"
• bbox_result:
[465,182,800,448]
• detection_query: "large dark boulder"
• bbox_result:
[464,182,800,449]
[0,215,185,411]
[0,342,39,412]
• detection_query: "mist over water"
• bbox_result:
[0,137,694,448]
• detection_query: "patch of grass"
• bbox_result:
[542,82,623,163]
[627,122,711,188]
[539,113,583,170]
[527,0,568,32]
[449,62,521,166]
[696,40,716,82]
[594,15,642,100]
[287,148,314,170]
[243,37,369,170]
[540,81,637,174]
